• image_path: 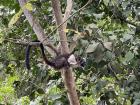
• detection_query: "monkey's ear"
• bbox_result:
[68,54,77,65]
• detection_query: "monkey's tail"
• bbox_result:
[25,40,55,70]
[25,45,31,70]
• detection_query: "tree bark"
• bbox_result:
[18,0,80,104]
[18,0,57,55]
[18,0,46,41]
[51,0,80,105]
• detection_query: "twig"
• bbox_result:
[63,0,73,29]
[4,38,72,46]
[4,39,27,46]
[9,0,92,50]
[41,0,93,44]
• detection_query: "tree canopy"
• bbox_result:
[0,0,140,105]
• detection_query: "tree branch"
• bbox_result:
[63,0,73,29]
[57,0,73,53]
[18,0,45,41]
[51,0,80,105]
[18,0,57,55]
[42,0,92,43]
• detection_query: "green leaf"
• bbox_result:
[120,34,133,42]
[103,42,112,50]
[86,42,99,53]
[93,12,104,19]
[8,9,23,27]
[24,2,33,11]
[133,99,140,105]
[125,51,134,62]
[109,35,117,40]
[103,0,110,6]
[134,92,140,99]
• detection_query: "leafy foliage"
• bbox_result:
[1,0,140,104]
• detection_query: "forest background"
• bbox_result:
[0,0,140,105]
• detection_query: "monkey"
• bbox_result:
[25,40,85,70]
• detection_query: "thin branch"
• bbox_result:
[63,0,73,29]
[42,0,92,44]
[18,0,58,55]
[4,38,59,55]
[56,0,73,52]
[4,39,27,46]
[18,0,46,41]
[17,0,92,51]
[4,38,72,45]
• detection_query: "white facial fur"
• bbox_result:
[68,54,77,65]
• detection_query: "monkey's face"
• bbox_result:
[68,54,86,69]
[76,56,86,68]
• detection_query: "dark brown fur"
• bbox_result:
[25,40,71,70]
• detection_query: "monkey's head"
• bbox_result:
[67,54,86,69]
